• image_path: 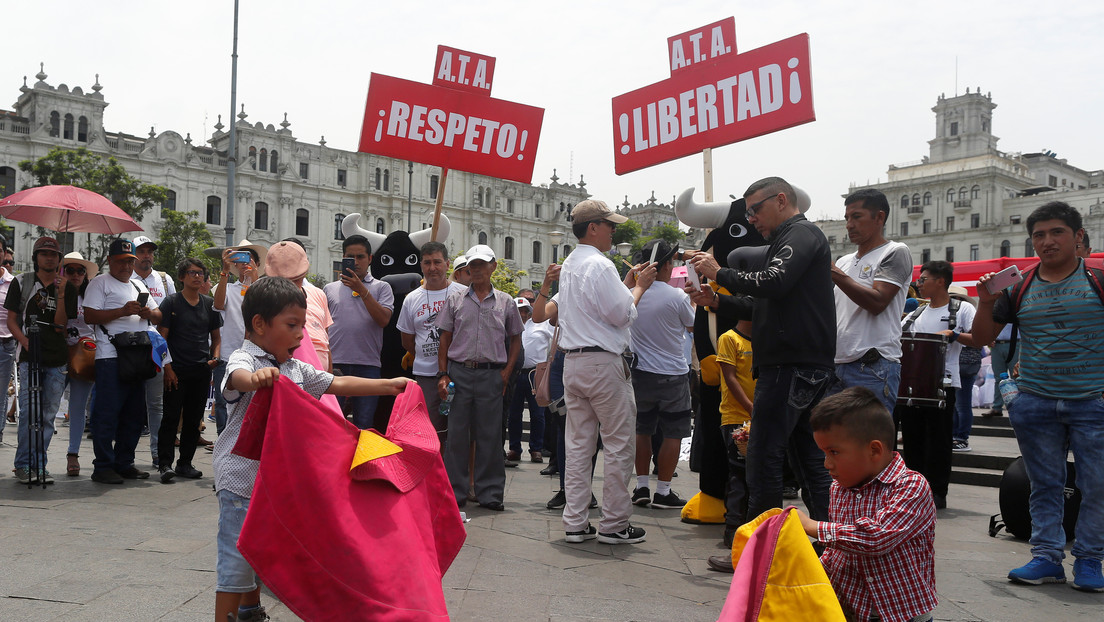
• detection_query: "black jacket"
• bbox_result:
[715,214,836,370]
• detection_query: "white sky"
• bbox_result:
[4,0,1101,221]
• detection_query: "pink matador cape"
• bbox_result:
[232,377,467,621]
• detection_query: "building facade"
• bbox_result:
[0,66,592,287]
[818,89,1104,263]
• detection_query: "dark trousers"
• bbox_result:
[721,423,749,529]
[91,358,148,474]
[746,365,833,521]
[508,369,545,453]
[443,363,506,505]
[897,388,956,498]
[158,365,212,469]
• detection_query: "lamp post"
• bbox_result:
[549,229,564,263]
[616,242,633,258]
[406,161,414,232]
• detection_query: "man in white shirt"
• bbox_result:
[506,296,554,463]
[130,235,174,464]
[397,241,465,444]
[558,199,655,545]
[0,240,15,445]
[213,241,265,435]
[829,189,912,413]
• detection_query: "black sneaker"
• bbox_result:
[631,486,651,506]
[235,604,270,621]
[651,490,687,509]
[91,469,124,484]
[176,464,203,479]
[598,524,646,545]
[952,439,972,452]
[565,524,597,543]
[118,467,150,480]
[159,466,177,484]
[782,486,800,500]
[546,489,566,510]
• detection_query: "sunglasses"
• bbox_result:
[2,260,13,267]
[64,266,86,275]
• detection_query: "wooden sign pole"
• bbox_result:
[430,167,449,241]
[702,147,714,202]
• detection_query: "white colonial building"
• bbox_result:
[818,89,1104,263]
[0,66,594,288]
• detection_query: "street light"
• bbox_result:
[616,242,633,258]
[549,229,564,263]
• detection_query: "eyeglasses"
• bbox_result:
[2,260,13,267]
[185,270,206,278]
[64,266,86,275]
[915,277,929,285]
[745,193,780,220]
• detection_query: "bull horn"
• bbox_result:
[409,214,451,247]
[674,187,732,229]
[341,214,388,251]
[794,186,812,213]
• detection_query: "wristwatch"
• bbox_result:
[436,371,449,379]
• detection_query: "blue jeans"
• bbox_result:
[953,370,979,441]
[216,489,257,593]
[14,363,67,470]
[212,360,228,434]
[508,369,544,453]
[66,376,95,455]
[91,358,148,474]
[0,338,16,434]
[334,363,381,429]
[144,369,164,463]
[1009,392,1104,563]
[746,365,834,521]
[830,357,901,414]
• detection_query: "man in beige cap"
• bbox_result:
[557,200,655,545]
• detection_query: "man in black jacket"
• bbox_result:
[688,176,834,522]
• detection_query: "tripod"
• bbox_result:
[25,313,46,489]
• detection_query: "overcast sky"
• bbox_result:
[4,0,1100,221]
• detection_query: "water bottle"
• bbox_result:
[998,373,1019,406]
[440,382,455,416]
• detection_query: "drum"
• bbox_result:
[897,332,948,407]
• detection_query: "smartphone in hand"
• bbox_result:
[341,257,357,277]
[985,265,1023,295]
[137,292,150,306]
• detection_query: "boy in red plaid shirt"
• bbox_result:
[795,387,937,622]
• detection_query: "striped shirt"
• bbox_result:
[817,453,937,622]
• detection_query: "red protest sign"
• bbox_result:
[433,46,496,95]
[667,17,737,76]
[359,73,544,184]
[612,33,814,176]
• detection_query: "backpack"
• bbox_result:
[1003,260,1104,363]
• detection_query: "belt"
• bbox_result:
[564,346,608,354]
[858,348,882,365]
[457,361,505,369]
[0,336,14,344]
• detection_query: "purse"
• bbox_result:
[530,326,560,407]
[67,336,97,382]
[109,330,158,383]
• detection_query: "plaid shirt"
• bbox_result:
[817,453,937,622]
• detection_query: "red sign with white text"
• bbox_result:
[667,17,737,76]
[359,73,544,183]
[433,46,496,95]
[612,33,814,175]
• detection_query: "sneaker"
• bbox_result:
[140,425,149,437]
[159,466,177,484]
[235,604,270,621]
[651,490,687,509]
[597,524,646,545]
[175,464,203,479]
[14,467,32,484]
[1008,557,1066,585]
[783,486,800,499]
[1072,558,1104,592]
[565,524,598,543]
[952,439,972,452]
[546,489,566,510]
[632,486,651,506]
[118,467,150,480]
[40,470,54,485]
[91,469,125,484]
[982,408,1003,418]
[589,494,599,509]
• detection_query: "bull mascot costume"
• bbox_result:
[340,213,451,433]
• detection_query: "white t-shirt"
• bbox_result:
[833,241,913,364]
[218,282,248,359]
[396,282,466,376]
[631,280,695,376]
[521,319,555,368]
[83,273,161,359]
[132,270,176,307]
[902,300,975,388]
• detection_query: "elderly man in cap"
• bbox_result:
[451,255,471,287]
[557,200,655,545]
[213,240,266,435]
[83,238,163,484]
[129,235,175,464]
[435,244,523,511]
[5,236,68,484]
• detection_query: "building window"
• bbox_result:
[254,202,269,230]
[337,169,347,187]
[970,244,979,261]
[970,213,980,229]
[828,236,837,245]
[534,204,542,219]
[950,121,958,136]
[946,217,954,232]
[958,187,967,201]
[49,111,60,137]
[900,195,909,209]
[1000,240,1011,257]
[77,116,88,142]
[532,241,541,263]
[0,166,16,199]
[970,185,980,199]
[300,162,309,179]
[375,168,381,189]
[922,192,932,206]
[206,196,221,225]
[1048,175,1058,187]
[504,236,514,260]
[945,246,954,262]
[270,150,278,173]
[921,248,931,263]
[333,261,343,281]
[430,175,439,199]
[376,218,385,234]
[1010,215,1022,225]
[63,113,74,140]
[478,231,487,245]
[383,169,390,191]
[161,190,177,217]
[296,208,309,236]
[58,232,75,255]
[507,198,515,214]
[1025,238,1034,257]
[911,193,920,207]
[259,148,268,172]
[922,219,931,234]
[900,222,908,237]
[248,146,257,170]
[334,213,346,240]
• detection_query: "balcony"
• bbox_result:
[954,200,973,212]
[907,206,924,219]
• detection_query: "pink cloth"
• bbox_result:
[292,326,340,416]
[303,281,332,369]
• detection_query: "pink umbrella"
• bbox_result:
[0,185,142,234]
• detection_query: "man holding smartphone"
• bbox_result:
[212,241,265,436]
[130,236,174,465]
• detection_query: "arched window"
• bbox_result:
[77,116,88,142]
[478,231,488,245]
[206,196,221,225]
[946,188,954,203]
[259,148,268,172]
[532,241,542,263]
[254,202,269,230]
[477,188,484,207]
[504,237,515,260]
[49,111,60,137]
[383,169,390,191]
[1025,238,1034,257]
[922,192,932,206]
[270,150,278,173]
[430,174,439,199]
[161,190,177,216]
[900,195,909,209]
[249,146,257,170]
[1000,240,1011,258]
[911,193,920,207]
[296,208,309,236]
[0,166,16,199]
[562,244,572,257]
[334,213,346,240]
[374,168,381,189]
[958,187,967,201]
[971,185,980,199]
[376,218,385,234]
[63,113,74,140]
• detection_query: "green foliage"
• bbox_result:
[153,210,218,281]
[643,221,686,246]
[491,262,527,297]
[612,219,641,247]
[18,147,168,263]
[306,273,329,289]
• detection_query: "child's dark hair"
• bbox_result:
[810,386,896,448]
[241,276,306,332]
[177,257,207,280]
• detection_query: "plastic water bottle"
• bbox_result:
[440,382,455,416]
[998,373,1020,406]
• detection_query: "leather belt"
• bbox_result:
[858,348,882,365]
[458,361,504,369]
[564,346,608,354]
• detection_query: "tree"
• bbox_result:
[18,147,168,263]
[612,219,641,248]
[153,210,218,284]
[642,221,686,247]
[491,262,528,297]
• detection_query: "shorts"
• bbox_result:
[216,489,257,593]
[633,369,692,438]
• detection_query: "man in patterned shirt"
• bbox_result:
[796,387,937,622]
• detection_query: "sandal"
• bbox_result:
[66,453,80,477]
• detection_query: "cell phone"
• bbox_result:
[985,265,1023,295]
[230,250,252,264]
[686,263,701,291]
[137,292,149,306]
[341,257,357,277]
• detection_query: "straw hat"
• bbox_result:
[948,285,977,307]
[205,239,268,277]
[61,251,99,278]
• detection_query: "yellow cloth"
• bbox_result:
[350,429,403,470]
[716,329,755,426]
[679,491,727,524]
